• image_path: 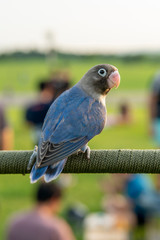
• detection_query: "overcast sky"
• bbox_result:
[0,0,160,53]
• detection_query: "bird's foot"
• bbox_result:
[85,146,91,160]
[79,145,91,160]
[27,145,38,171]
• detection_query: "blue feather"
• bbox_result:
[42,85,106,143]
[44,159,67,182]
[39,137,88,167]
[30,164,48,183]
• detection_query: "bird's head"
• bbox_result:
[79,64,120,98]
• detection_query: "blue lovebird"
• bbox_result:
[28,64,120,183]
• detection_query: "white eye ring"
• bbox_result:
[98,68,107,77]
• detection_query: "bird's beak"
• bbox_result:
[108,71,120,89]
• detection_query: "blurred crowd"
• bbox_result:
[5,174,160,240]
[2,68,160,240]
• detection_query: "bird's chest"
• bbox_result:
[82,100,107,137]
[91,104,106,125]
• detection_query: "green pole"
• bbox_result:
[0,149,160,175]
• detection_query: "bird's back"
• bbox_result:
[41,84,106,143]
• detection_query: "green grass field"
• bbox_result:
[0,57,158,239]
[0,57,159,93]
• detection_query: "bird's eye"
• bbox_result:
[98,68,107,77]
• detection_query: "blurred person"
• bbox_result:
[122,174,154,225]
[50,70,70,98]
[149,71,160,147]
[66,203,88,234]
[118,102,133,125]
[25,80,56,145]
[123,174,160,240]
[101,178,136,238]
[6,182,75,240]
[103,193,136,230]
[51,79,70,99]
[0,105,14,150]
[106,102,133,128]
[25,78,70,145]
[84,193,135,240]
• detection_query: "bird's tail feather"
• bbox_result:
[30,164,48,183]
[44,159,67,182]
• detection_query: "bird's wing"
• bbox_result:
[37,136,88,167]
[42,85,89,142]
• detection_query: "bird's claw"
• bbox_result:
[27,145,38,171]
[79,145,91,160]
[85,146,91,160]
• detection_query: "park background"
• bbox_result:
[0,52,158,239]
[1,0,160,239]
